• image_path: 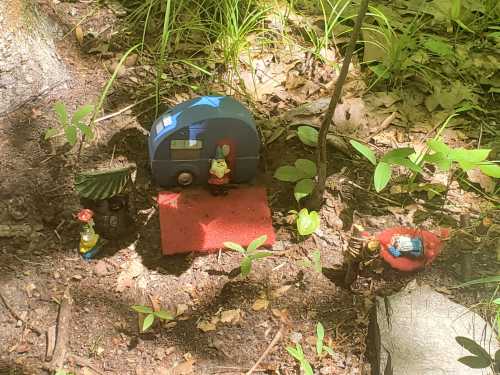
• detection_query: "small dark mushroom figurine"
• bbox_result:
[75,165,136,240]
[208,145,231,196]
[388,235,424,258]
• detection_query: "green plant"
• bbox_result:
[423,138,500,178]
[286,343,314,375]
[363,7,424,88]
[350,140,421,192]
[285,322,336,374]
[297,125,318,147]
[493,298,500,337]
[94,44,141,122]
[298,249,322,273]
[131,304,174,332]
[214,0,270,72]
[288,208,320,236]
[350,136,500,194]
[316,322,335,357]
[45,102,94,147]
[302,0,352,64]
[454,275,500,339]
[455,336,499,372]
[274,159,317,202]
[75,166,134,201]
[224,235,273,277]
[55,371,75,375]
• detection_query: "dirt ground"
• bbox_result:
[1,1,499,375]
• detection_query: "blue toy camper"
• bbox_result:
[148,95,260,187]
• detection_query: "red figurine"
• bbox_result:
[208,145,231,196]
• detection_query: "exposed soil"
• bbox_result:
[1,1,498,375]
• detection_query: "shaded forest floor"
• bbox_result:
[0,1,499,374]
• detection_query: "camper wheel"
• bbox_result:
[177,171,194,186]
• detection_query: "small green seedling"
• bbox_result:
[55,371,75,375]
[351,138,500,194]
[224,235,273,277]
[286,343,314,375]
[423,138,500,178]
[316,322,335,357]
[298,249,322,273]
[45,102,95,146]
[493,298,500,339]
[455,336,500,372]
[274,159,317,202]
[297,125,319,147]
[350,140,421,192]
[131,304,174,332]
[289,208,320,236]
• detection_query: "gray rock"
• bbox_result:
[371,280,498,375]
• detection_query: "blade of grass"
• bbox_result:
[155,0,173,118]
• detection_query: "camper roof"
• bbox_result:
[151,96,256,144]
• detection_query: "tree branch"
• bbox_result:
[313,0,370,207]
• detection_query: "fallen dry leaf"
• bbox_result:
[15,343,30,353]
[164,321,177,329]
[435,287,454,295]
[81,367,100,375]
[466,168,495,193]
[149,295,162,312]
[305,335,317,346]
[171,358,195,375]
[220,309,241,324]
[271,308,291,324]
[176,304,189,317]
[166,346,176,355]
[30,108,42,119]
[156,367,169,375]
[271,285,292,298]
[25,283,36,298]
[197,320,216,332]
[252,298,270,311]
[75,26,84,45]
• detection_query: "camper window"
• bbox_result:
[170,140,203,160]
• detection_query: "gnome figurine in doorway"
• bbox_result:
[208,145,231,196]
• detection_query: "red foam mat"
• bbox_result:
[158,186,275,255]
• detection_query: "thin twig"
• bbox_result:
[347,181,401,206]
[68,354,105,375]
[314,0,370,206]
[371,111,398,137]
[109,145,116,167]
[0,289,44,335]
[212,367,266,374]
[12,254,46,266]
[94,101,140,124]
[245,326,284,375]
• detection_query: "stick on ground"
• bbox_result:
[0,288,44,335]
[46,325,57,361]
[246,326,284,375]
[46,286,73,371]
